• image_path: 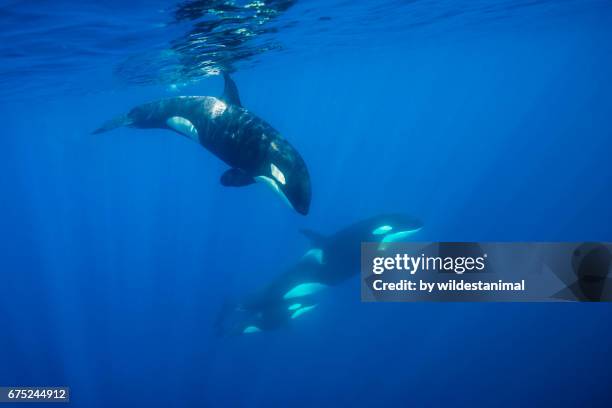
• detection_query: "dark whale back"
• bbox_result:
[128,96,279,172]
[94,90,311,214]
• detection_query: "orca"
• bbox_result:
[93,73,311,215]
[215,214,423,335]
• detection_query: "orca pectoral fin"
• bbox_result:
[221,72,242,107]
[220,168,255,187]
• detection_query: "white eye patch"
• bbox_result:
[378,228,423,250]
[372,225,393,235]
[270,163,286,185]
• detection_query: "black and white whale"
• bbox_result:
[93,73,311,215]
[215,214,423,335]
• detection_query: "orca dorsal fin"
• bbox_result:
[222,72,242,107]
[300,229,328,247]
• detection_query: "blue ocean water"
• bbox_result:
[1,0,612,406]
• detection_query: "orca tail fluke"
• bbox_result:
[92,114,132,134]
